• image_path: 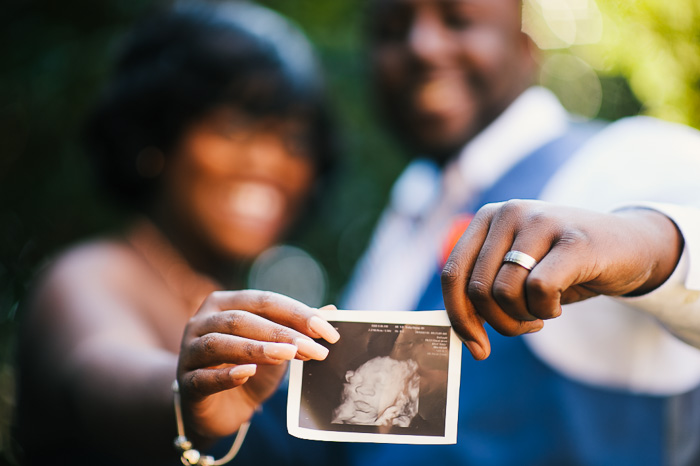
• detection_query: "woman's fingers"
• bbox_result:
[194,311,330,360]
[199,290,339,344]
[183,364,258,399]
[179,290,338,393]
[183,290,338,369]
[184,332,298,368]
[176,291,340,435]
[308,315,340,343]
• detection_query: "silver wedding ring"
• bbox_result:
[503,250,538,271]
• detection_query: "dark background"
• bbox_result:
[1,0,698,463]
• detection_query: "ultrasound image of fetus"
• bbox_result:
[331,356,419,427]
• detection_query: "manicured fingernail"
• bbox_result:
[319,304,338,311]
[309,316,340,344]
[263,342,298,360]
[295,338,329,360]
[230,364,257,379]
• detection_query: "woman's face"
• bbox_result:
[159,107,317,262]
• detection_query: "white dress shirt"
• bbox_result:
[343,86,700,395]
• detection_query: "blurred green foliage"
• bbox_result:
[594,0,700,128]
[0,0,698,463]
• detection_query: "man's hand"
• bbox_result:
[441,200,683,360]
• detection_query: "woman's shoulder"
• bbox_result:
[37,236,151,291]
[20,232,189,359]
[25,236,163,323]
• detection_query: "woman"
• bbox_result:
[15,2,341,464]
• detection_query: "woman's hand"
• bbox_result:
[177,290,340,438]
[441,200,684,360]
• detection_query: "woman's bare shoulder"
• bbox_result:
[36,237,151,292]
[25,237,162,334]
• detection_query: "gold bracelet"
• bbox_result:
[172,380,251,466]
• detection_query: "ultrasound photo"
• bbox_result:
[287,310,461,444]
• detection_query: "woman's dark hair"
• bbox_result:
[85,0,336,209]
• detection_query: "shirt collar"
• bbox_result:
[390,86,569,218]
[449,86,569,197]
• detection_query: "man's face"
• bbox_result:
[368,0,537,161]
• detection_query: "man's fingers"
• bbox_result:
[441,207,496,359]
[494,233,556,321]
[442,270,491,360]
[444,201,552,354]
[525,241,596,315]
[471,275,544,337]
[467,203,548,331]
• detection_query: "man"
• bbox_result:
[343,0,700,463]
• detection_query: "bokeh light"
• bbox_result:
[248,245,328,308]
[523,0,603,49]
[539,53,602,119]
